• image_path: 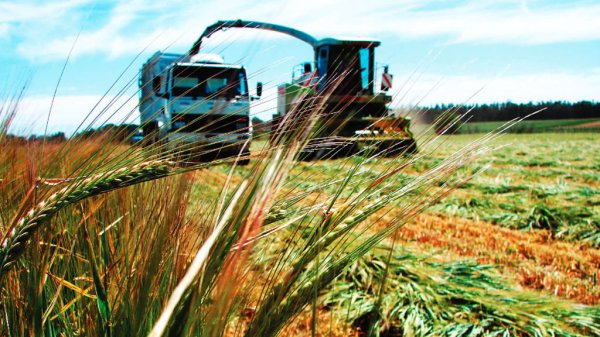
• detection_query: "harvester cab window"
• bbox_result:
[292,62,313,85]
[359,48,370,92]
[317,47,329,90]
[326,46,363,95]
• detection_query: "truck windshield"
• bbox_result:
[171,66,247,99]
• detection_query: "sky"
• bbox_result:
[1,0,599,136]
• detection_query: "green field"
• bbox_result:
[241,133,599,247]
[216,132,600,304]
[427,133,599,241]
[454,118,600,134]
[2,129,600,336]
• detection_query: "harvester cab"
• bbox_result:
[314,39,376,96]
[291,62,315,86]
[190,20,416,158]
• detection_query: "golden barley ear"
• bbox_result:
[0,159,174,277]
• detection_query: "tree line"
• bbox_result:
[6,124,139,144]
[418,100,600,123]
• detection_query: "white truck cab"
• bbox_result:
[139,52,260,162]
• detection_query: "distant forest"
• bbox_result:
[417,101,600,123]
[7,124,139,143]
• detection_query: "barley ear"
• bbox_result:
[0,160,174,278]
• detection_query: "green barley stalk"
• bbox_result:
[0,159,174,277]
[146,83,328,337]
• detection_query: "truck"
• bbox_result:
[139,51,259,163]
[190,20,416,159]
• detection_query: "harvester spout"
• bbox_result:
[188,19,319,55]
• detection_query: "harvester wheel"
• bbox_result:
[298,138,358,161]
[377,139,417,157]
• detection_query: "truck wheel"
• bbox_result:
[142,121,159,147]
[237,150,251,166]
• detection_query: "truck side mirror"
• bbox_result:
[256,82,263,97]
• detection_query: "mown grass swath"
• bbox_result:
[1,55,598,337]
[324,244,600,336]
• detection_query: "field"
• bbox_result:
[374,132,600,304]
[455,118,600,134]
[202,131,600,334]
[226,132,600,304]
[1,119,599,336]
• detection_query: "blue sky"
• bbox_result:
[1,0,599,135]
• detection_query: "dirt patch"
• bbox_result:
[560,120,600,129]
[391,212,600,304]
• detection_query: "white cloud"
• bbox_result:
[12,0,600,61]
[0,23,8,39]
[0,0,90,23]
[289,0,600,45]
[14,0,153,60]
[9,94,139,136]
[390,71,600,107]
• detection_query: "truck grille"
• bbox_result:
[171,114,248,133]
